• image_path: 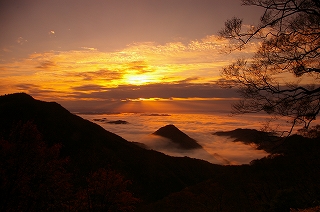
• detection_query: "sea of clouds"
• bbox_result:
[80,112,274,165]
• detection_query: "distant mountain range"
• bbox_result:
[1,93,319,211]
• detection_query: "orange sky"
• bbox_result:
[1,0,264,113]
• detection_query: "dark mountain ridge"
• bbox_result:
[213,128,309,155]
[0,93,222,203]
[214,128,279,153]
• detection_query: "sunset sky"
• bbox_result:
[0,0,264,113]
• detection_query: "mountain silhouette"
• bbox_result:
[153,124,202,150]
[214,128,279,153]
[0,93,222,203]
[1,93,320,211]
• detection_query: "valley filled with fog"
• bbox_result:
[80,112,278,164]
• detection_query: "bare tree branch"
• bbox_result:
[219,1,320,133]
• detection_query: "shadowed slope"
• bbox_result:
[0,93,222,203]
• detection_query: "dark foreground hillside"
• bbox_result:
[1,93,320,212]
[0,93,222,211]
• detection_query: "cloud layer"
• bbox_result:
[83,113,270,165]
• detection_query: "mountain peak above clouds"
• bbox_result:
[151,124,224,164]
[152,124,202,150]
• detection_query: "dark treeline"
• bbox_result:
[0,93,320,212]
[0,121,139,211]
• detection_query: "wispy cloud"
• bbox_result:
[70,83,239,101]
[16,37,28,45]
[71,84,106,91]
[36,60,56,70]
[71,69,123,81]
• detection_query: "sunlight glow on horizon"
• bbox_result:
[124,74,158,85]
[0,0,270,114]
[0,35,258,102]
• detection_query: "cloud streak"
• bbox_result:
[72,69,123,81]
[71,83,239,100]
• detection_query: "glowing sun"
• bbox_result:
[125,74,154,85]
